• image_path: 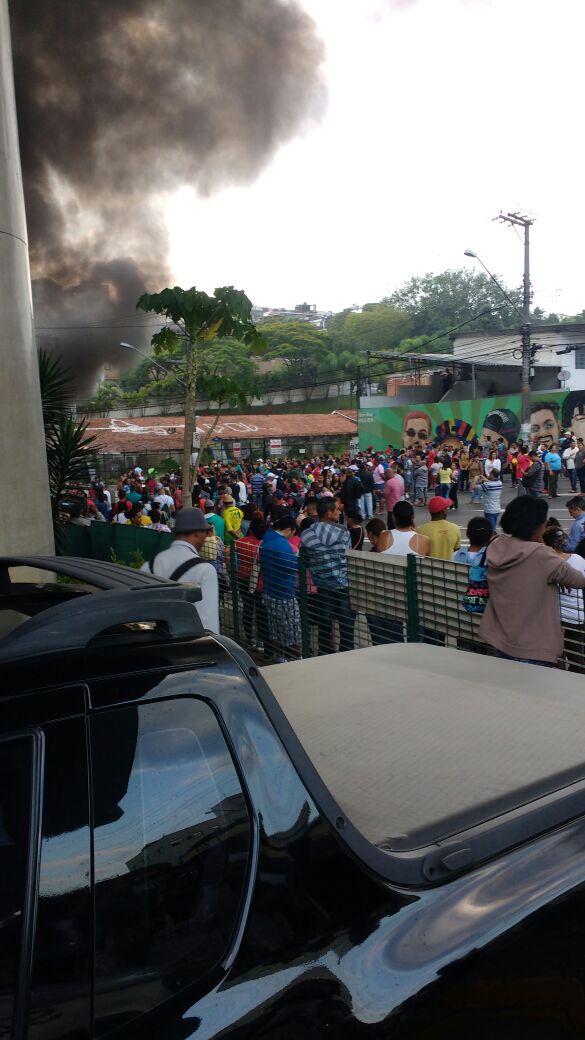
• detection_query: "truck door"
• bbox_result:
[88,696,253,1037]
[0,687,92,1040]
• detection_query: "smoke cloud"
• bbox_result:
[9,0,325,393]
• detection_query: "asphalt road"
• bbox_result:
[413,476,578,541]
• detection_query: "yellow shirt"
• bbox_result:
[223,506,243,542]
[418,519,461,560]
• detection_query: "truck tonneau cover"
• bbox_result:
[261,645,585,856]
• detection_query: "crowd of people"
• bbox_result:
[66,425,585,669]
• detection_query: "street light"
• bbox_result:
[119,341,187,389]
[463,251,523,322]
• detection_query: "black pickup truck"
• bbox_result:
[2,555,585,1039]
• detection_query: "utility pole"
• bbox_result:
[497,212,534,436]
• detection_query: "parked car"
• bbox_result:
[3,555,585,1038]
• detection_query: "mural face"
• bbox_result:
[562,391,585,444]
[480,408,521,449]
[359,391,575,453]
[402,411,432,449]
[529,402,560,449]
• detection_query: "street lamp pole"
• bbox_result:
[464,244,532,434]
[495,213,534,433]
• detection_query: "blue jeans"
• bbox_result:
[485,512,499,531]
[439,483,450,498]
[496,651,554,668]
[316,587,356,655]
[367,614,403,645]
[358,492,373,519]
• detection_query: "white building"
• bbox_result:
[452,323,585,394]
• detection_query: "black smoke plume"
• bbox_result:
[9,0,325,395]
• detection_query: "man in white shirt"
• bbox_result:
[141,507,219,633]
[154,487,175,516]
[563,440,579,492]
[236,477,248,505]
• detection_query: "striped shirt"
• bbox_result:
[300,521,351,589]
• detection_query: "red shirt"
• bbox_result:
[235,535,261,579]
[516,453,532,477]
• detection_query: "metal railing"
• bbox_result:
[221,546,585,673]
[59,525,585,673]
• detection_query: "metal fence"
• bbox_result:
[220,546,585,673]
[58,524,585,673]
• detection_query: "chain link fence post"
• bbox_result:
[229,546,241,645]
[298,547,312,658]
[406,554,420,642]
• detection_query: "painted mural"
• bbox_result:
[359,390,585,452]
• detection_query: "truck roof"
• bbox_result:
[260,644,585,885]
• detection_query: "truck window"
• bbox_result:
[27,717,92,1040]
[90,698,251,1036]
[0,734,37,1040]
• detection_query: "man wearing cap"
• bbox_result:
[141,507,219,633]
[417,496,461,560]
[223,493,243,544]
[204,500,225,544]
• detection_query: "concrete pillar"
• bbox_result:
[0,0,54,555]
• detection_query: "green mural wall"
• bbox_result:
[359,389,585,452]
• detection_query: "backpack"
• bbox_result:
[462,549,489,614]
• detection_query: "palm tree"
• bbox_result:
[137,285,264,499]
[38,350,98,546]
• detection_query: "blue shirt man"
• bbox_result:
[259,522,298,599]
[566,498,585,552]
[544,450,562,471]
[544,445,563,498]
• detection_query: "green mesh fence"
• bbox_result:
[54,522,585,672]
[223,545,412,663]
[221,541,585,672]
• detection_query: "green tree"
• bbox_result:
[338,303,413,353]
[196,339,259,452]
[137,286,264,497]
[198,338,258,390]
[261,319,328,385]
[88,382,120,416]
[118,350,185,392]
[386,269,522,347]
[121,386,150,416]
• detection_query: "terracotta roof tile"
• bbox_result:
[86,412,357,454]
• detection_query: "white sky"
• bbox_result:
[167,0,585,317]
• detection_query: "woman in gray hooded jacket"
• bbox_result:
[479,496,585,666]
